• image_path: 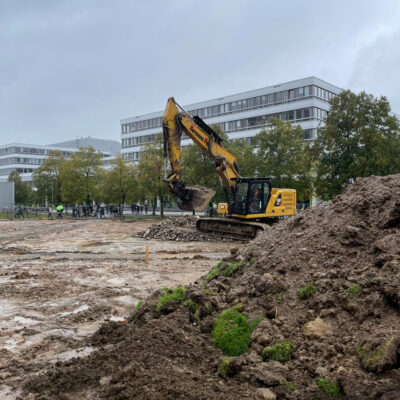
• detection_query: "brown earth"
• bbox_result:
[0,218,235,400]
[10,175,400,399]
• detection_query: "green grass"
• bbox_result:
[212,308,261,356]
[317,378,341,397]
[282,381,296,392]
[262,341,295,363]
[297,284,317,300]
[249,257,257,264]
[358,336,395,371]
[156,286,186,313]
[205,260,249,285]
[346,284,362,297]
[220,261,247,277]
[218,357,232,377]
[202,289,218,296]
[135,301,143,312]
[276,293,283,303]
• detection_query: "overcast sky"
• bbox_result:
[1,0,400,145]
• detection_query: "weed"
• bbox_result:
[249,257,257,264]
[218,357,232,377]
[317,377,341,397]
[212,308,261,356]
[346,284,362,297]
[221,260,247,277]
[156,286,186,313]
[202,289,218,296]
[205,301,213,315]
[262,341,295,363]
[358,336,395,371]
[281,381,296,392]
[135,301,143,312]
[205,261,226,284]
[184,299,200,322]
[297,284,317,300]
[276,293,283,303]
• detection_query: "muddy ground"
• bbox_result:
[0,218,235,399]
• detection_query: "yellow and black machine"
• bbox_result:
[162,97,296,239]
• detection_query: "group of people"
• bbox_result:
[130,200,148,214]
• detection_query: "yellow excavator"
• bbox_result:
[162,97,296,239]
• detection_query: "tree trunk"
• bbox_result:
[152,196,156,216]
[160,194,164,218]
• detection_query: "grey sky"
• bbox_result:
[1,0,400,145]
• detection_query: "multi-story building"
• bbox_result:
[120,76,342,162]
[0,137,120,183]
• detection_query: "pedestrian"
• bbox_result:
[93,204,98,218]
[14,205,24,219]
[47,205,53,219]
[72,204,78,219]
[131,203,135,214]
[140,203,143,213]
[100,203,105,218]
[56,205,63,219]
[144,199,148,214]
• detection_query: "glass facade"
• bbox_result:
[121,84,335,134]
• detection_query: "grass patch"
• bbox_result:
[282,381,296,392]
[276,293,283,303]
[202,289,218,296]
[297,284,317,300]
[218,357,232,377]
[262,341,295,363]
[221,260,247,277]
[212,308,261,356]
[346,284,362,297]
[317,377,341,397]
[205,260,249,285]
[135,301,143,312]
[184,299,200,322]
[205,301,213,315]
[358,336,395,371]
[249,257,257,264]
[156,286,186,313]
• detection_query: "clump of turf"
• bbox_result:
[212,308,261,356]
[346,284,362,297]
[297,284,317,299]
[317,377,341,397]
[358,336,398,372]
[205,260,248,284]
[221,260,247,277]
[282,381,296,392]
[218,357,232,377]
[202,289,218,296]
[262,341,295,363]
[156,286,186,313]
[135,301,143,312]
[184,299,200,322]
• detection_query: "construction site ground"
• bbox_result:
[0,218,234,399]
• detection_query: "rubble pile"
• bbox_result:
[137,216,219,241]
[25,174,400,399]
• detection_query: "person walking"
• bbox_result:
[56,205,63,219]
[144,199,148,214]
[47,205,53,219]
[14,205,24,219]
[100,203,105,218]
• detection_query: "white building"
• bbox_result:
[120,76,342,162]
[0,137,120,183]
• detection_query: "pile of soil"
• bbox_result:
[137,216,220,241]
[24,174,400,399]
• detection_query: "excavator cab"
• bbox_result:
[231,178,272,216]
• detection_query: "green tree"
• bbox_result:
[137,136,169,217]
[99,154,138,216]
[227,139,257,178]
[32,150,65,205]
[255,118,311,201]
[314,90,400,199]
[60,147,103,204]
[8,171,34,204]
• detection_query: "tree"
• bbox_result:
[8,171,34,204]
[314,90,400,199]
[255,118,311,201]
[226,139,257,178]
[137,136,169,217]
[99,154,138,216]
[32,150,65,205]
[60,147,103,204]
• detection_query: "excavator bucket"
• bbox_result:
[177,186,216,212]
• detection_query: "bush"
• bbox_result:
[156,286,186,313]
[317,377,341,397]
[346,284,362,297]
[262,341,295,363]
[212,308,260,356]
[297,284,317,299]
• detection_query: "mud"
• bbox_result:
[0,218,234,399]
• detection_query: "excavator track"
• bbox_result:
[196,217,265,241]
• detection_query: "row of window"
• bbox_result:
[121,85,336,134]
[0,157,44,166]
[0,167,34,176]
[121,107,326,149]
[0,147,73,157]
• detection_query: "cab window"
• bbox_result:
[248,182,263,213]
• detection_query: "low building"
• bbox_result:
[0,182,14,211]
[120,76,342,162]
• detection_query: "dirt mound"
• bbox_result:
[24,175,400,399]
[137,216,221,241]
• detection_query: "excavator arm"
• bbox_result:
[162,97,240,211]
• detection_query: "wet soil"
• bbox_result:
[21,174,400,400]
[0,218,235,399]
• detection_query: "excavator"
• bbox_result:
[162,97,296,240]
